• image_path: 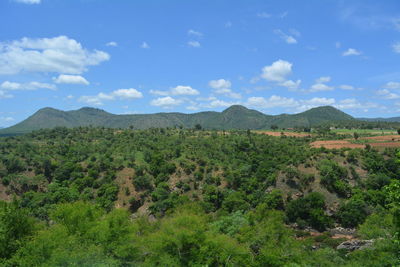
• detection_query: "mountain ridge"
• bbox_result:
[0,105,355,135]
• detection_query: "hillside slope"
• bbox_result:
[0,105,354,135]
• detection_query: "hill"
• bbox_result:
[0,105,354,135]
[359,117,400,123]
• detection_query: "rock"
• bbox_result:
[336,240,373,251]
[329,227,356,236]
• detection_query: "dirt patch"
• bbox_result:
[0,183,11,201]
[311,135,400,149]
[363,135,400,141]
[115,168,136,209]
[370,142,400,148]
[258,131,312,137]
[310,140,364,149]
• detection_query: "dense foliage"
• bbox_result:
[0,127,399,266]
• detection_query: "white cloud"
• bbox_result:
[207,99,236,108]
[141,42,150,49]
[279,79,301,90]
[246,95,336,112]
[257,12,271,18]
[54,74,89,85]
[150,90,169,96]
[296,97,336,112]
[1,81,56,90]
[188,41,201,48]
[106,41,117,47]
[339,85,354,90]
[261,60,293,82]
[208,79,242,98]
[209,79,231,90]
[79,88,143,105]
[170,85,199,96]
[14,0,40,4]
[0,36,110,75]
[0,117,15,122]
[335,98,376,110]
[342,48,362,56]
[316,76,331,83]
[150,85,199,96]
[247,95,297,109]
[112,88,143,99]
[377,89,400,99]
[384,81,400,90]
[274,30,297,44]
[307,76,334,92]
[393,42,400,53]
[309,83,334,92]
[0,91,13,99]
[188,29,203,37]
[150,96,182,108]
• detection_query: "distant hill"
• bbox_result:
[0,105,355,135]
[359,117,400,123]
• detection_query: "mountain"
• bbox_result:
[0,105,355,135]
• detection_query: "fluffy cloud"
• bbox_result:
[1,81,56,90]
[79,88,143,105]
[279,79,301,90]
[384,81,400,90]
[0,36,110,75]
[308,77,334,92]
[247,95,297,109]
[14,0,40,4]
[112,88,143,99]
[392,42,400,53]
[339,85,354,90]
[335,98,377,110]
[188,29,203,37]
[342,48,362,56]
[377,89,400,99]
[316,76,331,83]
[208,79,241,99]
[150,96,182,108]
[274,30,297,44]
[0,91,13,99]
[106,41,117,47]
[188,41,201,48]
[0,117,15,122]
[259,60,301,90]
[246,95,335,111]
[309,83,334,92]
[54,74,89,85]
[261,60,293,82]
[150,85,199,96]
[170,85,199,96]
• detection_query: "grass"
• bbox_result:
[332,129,397,135]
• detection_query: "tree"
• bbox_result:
[353,132,359,140]
[194,124,202,130]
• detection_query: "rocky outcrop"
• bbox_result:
[336,240,373,251]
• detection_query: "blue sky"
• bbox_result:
[1,0,400,126]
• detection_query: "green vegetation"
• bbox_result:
[0,127,399,265]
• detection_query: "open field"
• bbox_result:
[311,134,400,149]
[254,130,312,137]
[331,129,397,135]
